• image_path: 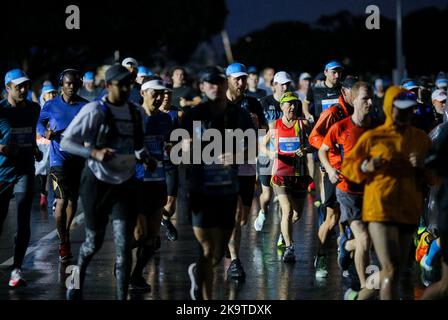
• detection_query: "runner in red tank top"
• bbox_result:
[260,92,312,262]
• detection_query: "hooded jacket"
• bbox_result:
[342,86,432,225]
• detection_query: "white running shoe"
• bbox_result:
[254,210,266,232]
[9,268,27,287]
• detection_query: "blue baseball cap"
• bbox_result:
[324,60,344,71]
[83,72,95,82]
[137,66,154,77]
[4,69,30,86]
[402,80,418,90]
[393,91,418,109]
[247,66,258,74]
[41,84,57,94]
[436,78,448,88]
[225,62,248,78]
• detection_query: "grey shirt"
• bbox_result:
[61,99,142,184]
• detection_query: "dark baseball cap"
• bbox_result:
[105,64,132,83]
[341,75,359,89]
[199,66,226,84]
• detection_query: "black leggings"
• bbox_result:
[0,175,34,269]
[76,168,138,299]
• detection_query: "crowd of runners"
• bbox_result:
[0,57,447,300]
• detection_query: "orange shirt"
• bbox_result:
[309,96,350,150]
[323,117,367,194]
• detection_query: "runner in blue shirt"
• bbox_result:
[0,69,41,288]
[37,69,88,261]
[130,76,173,291]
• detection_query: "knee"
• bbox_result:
[83,229,104,255]
[201,244,214,260]
[356,232,370,251]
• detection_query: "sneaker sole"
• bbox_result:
[8,280,27,288]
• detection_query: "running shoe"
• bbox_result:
[415,231,431,263]
[161,218,178,241]
[8,268,27,288]
[39,194,48,210]
[283,245,296,263]
[59,242,72,262]
[277,233,286,248]
[254,209,266,232]
[344,288,358,300]
[129,275,151,292]
[314,255,328,278]
[227,258,246,281]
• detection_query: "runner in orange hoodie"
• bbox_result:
[342,86,432,299]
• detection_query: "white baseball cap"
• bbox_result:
[141,79,171,91]
[432,89,447,102]
[273,71,292,85]
[121,57,138,68]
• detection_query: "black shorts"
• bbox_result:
[165,167,179,197]
[190,193,238,229]
[322,172,339,210]
[238,175,256,207]
[80,167,139,230]
[138,181,167,215]
[257,157,272,187]
[49,160,85,201]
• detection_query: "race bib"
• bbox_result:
[321,98,339,111]
[145,135,164,158]
[279,137,300,154]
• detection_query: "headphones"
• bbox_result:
[58,68,82,86]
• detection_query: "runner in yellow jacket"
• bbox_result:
[342,86,432,299]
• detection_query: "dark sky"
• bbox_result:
[224,0,448,41]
